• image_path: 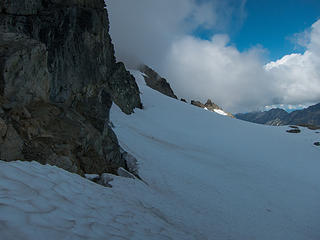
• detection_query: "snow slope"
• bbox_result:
[1,71,320,240]
[213,108,228,116]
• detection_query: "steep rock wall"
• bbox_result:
[0,0,142,175]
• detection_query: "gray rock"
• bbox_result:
[191,99,234,118]
[102,125,124,168]
[0,117,7,137]
[0,0,141,176]
[0,125,23,161]
[204,99,222,111]
[0,0,43,15]
[109,62,142,114]
[0,0,142,112]
[98,173,114,187]
[139,64,177,99]
[47,154,79,173]
[191,100,205,108]
[121,150,139,176]
[0,33,49,104]
[286,129,301,134]
[84,174,100,181]
[1,0,105,18]
[117,167,136,179]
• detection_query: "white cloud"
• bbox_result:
[265,20,320,107]
[107,0,246,69]
[164,35,273,112]
[164,19,320,113]
[108,1,320,113]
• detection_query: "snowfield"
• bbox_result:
[213,108,228,116]
[1,71,320,240]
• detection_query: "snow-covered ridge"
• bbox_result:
[1,71,320,240]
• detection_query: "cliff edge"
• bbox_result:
[0,0,142,176]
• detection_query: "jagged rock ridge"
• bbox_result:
[0,0,142,175]
[139,64,178,99]
[191,99,234,118]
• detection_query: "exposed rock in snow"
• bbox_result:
[98,173,114,187]
[191,99,234,117]
[139,64,178,99]
[117,167,136,179]
[84,174,100,181]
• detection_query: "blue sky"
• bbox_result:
[194,0,320,61]
[109,0,320,112]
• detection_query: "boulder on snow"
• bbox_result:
[286,129,301,133]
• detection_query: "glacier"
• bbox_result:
[0,71,319,240]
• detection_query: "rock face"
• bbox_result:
[0,0,142,112]
[139,64,177,99]
[0,0,142,175]
[204,99,221,111]
[0,33,49,104]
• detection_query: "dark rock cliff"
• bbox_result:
[0,0,142,175]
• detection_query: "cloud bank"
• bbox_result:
[108,0,320,113]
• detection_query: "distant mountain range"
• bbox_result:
[235,103,320,129]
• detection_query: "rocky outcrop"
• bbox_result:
[109,62,142,114]
[191,99,222,110]
[0,0,142,176]
[139,64,177,99]
[204,99,221,111]
[0,0,142,112]
[190,100,205,108]
[191,99,234,118]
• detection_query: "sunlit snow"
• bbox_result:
[0,71,319,240]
